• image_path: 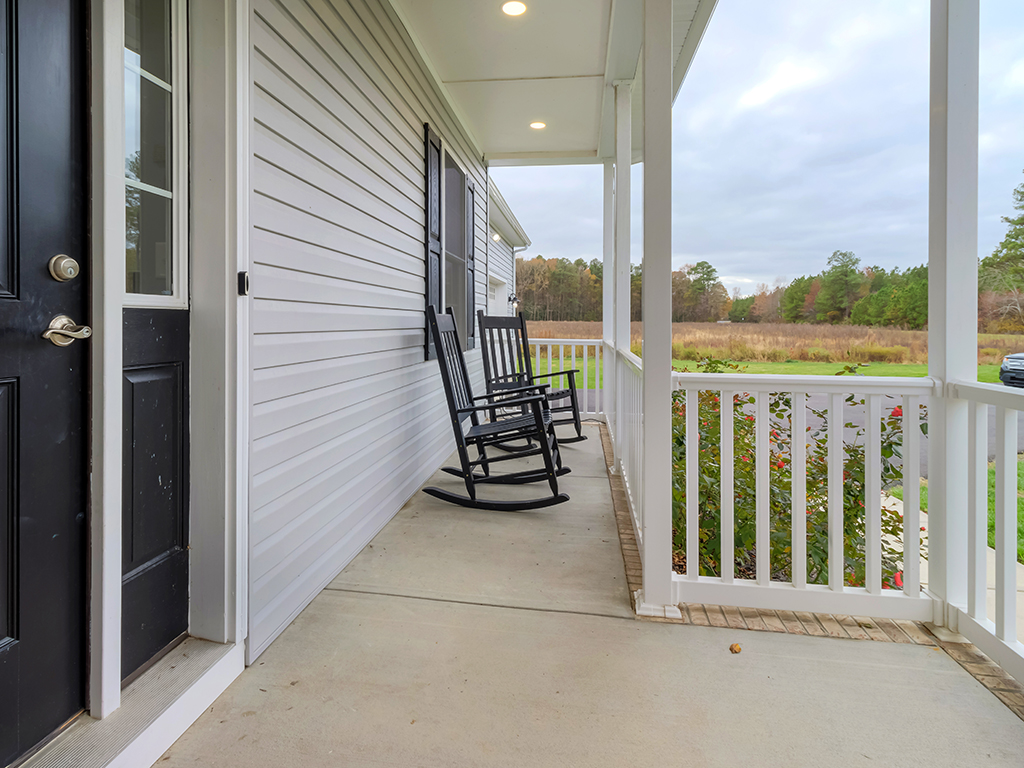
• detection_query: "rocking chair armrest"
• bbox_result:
[456,393,546,414]
[472,383,550,401]
[532,370,580,380]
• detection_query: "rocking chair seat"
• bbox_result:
[466,411,552,440]
[546,387,571,400]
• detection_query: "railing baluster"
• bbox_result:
[581,345,588,414]
[686,389,699,580]
[828,392,844,592]
[995,405,1017,643]
[968,400,987,619]
[721,390,734,583]
[866,394,882,594]
[792,392,807,589]
[902,395,921,596]
[756,391,770,585]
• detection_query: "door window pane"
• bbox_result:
[125,69,171,190]
[125,0,177,298]
[126,187,172,296]
[125,0,171,84]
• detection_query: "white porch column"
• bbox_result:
[638,0,677,615]
[602,159,616,446]
[614,81,631,469]
[927,0,979,627]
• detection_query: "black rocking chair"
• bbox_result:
[424,305,570,511]
[477,310,587,444]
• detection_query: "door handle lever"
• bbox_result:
[43,315,93,347]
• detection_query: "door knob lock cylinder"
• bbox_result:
[48,254,80,282]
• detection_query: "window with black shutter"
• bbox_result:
[424,124,476,355]
[424,125,442,360]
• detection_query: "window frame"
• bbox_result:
[123,0,189,310]
[440,148,475,349]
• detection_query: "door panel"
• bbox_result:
[121,307,189,682]
[0,0,87,764]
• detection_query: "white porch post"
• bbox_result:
[603,159,616,446]
[637,0,677,615]
[614,81,631,469]
[927,0,979,627]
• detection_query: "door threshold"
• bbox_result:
[8,711,84,768]
[22,638,243,768]
[121,631,188,690]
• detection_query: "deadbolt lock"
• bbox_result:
[43,315,92,347]
[48,254,80,282]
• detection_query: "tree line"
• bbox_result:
[514,170,1024,331]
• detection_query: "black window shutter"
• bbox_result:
[466,180,476,349]
[424,124,442,360]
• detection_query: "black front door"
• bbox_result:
[0,0,88,764]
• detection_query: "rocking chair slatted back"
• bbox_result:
[479,314,532,391]
[428,305,474,414]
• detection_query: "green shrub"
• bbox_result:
[672,360,927,587]
[804,346,833,362]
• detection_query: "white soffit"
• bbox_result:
[392,0,716,166]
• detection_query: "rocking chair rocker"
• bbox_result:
[477,310,587,444]
[424,305,570,511]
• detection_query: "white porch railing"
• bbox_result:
[550,337,1024,683]
[617,349,644,549]
[669,373,938,621]
[528,338,604,417]
[948,380,1024,683]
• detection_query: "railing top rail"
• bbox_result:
[949,379,1024,410]
[671,371,939,396]
[619,349,643,372]
[528,338,603,345]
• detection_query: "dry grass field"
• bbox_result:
[527,320,1024,365]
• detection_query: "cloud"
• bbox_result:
[1006,59,1024,91]
[737,60,825,109]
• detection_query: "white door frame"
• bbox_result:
[88,0,250,719]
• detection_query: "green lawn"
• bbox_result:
[672,360,1002,382]
[530,357,1004,388]
[530,355,603,390]
[892,459,1024,564]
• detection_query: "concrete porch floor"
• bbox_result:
[163,425,1024,767]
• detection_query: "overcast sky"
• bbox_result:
[490,0,1024,297]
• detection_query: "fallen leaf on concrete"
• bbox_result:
[729,643,742,654]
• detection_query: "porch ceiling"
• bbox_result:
[390,0,716,166]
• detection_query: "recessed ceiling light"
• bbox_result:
[530,121,546,129]
[502,2,526,16]
[493,233,502,241]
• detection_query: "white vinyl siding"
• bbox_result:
[488,228,515,307]
[248,0,488,660]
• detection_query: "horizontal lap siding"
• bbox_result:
[489,233,515,295]
[249,0,487,660]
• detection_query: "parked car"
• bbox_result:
[999,353,1024,387]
